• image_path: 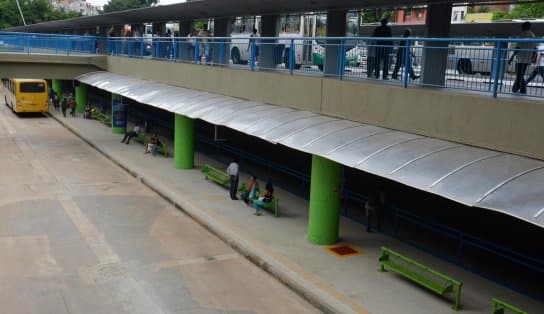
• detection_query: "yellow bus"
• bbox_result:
[2,78,49,113]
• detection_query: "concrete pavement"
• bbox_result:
[0,102,318,314]
[47,107,543,314]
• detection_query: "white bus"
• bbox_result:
[230,14,317,68]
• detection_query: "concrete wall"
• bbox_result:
[0,54,106,79]
[106,56,544,160]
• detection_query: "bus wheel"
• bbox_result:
[231,48,241,64]
[457,58,473,75]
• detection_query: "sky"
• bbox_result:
[87,0,186,9]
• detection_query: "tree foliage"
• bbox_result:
[0,0,80,29]
[492,2,544,21]
[102,0,157,13]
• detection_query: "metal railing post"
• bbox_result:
[339,39,346,80]
[219,41,225,65]
[194,38,200,64]
[492,39,503,98]
[173,38,178,62]
[403,39,412,88]
[250,40,256,71]
[289,39,295,75]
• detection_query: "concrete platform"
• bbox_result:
[48,108,542,314]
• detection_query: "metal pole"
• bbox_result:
[15,0,26,26]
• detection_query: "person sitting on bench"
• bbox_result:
[253,181,274,216]
[145,133,161,156]
[120,124,140,144]
[83,104,94,119]
[241,175,258,206]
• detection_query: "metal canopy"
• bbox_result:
[76,71,544,229]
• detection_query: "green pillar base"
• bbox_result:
[75,84,87,114]
[307,155,342,245]
[52,80,62,99]
[174,114,195,169]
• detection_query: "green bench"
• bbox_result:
[378,247,463,311]
[91,110,111,126]
[202,164,230,187]
[238,182,280,217]
[133,133,168,157]
[492,298,528,314]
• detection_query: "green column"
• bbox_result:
[174,114,194,169]
[52,80,62,99]
[111,94,125,134]
[75,83,87,113]
[307,155,342,245]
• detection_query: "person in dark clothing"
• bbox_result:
[120,124,140,144]
[61,97,68,117]
[392,28,420,81]
[508,22,536,94]
[372,18,393,80]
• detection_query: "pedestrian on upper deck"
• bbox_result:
[509,21,536,94]
[392,28,420,81]
[372,18,393,80]
[525,37,544,86]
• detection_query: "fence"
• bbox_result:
[2,31,543,99]
[105,35,544,99]
[0,31,100,55]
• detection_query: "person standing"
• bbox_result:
[525,38,544,86]
[61,97,68,117]
[198,24,210,63]
[226,159,239,200]
[509,22,536,94]
[248,28,260,62]
[391,28,420,80]
[372,18,393,80]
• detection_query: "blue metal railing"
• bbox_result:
[0,31,100,55]
[2,31,544,98]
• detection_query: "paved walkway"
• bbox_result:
[0,101,319,313]
[50,109,543,314]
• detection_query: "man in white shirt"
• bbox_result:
[226,159,239,200]
[120,124,140,144]
[526,41,544,86]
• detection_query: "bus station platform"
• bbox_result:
[49,109,543,314]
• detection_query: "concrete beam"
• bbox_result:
[0,54,106,79]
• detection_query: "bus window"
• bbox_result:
[280,15,301,34]
[232,18,243,34]
[20,82,46,93]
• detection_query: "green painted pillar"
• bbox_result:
[174,114,195,169]
[307,155,343,245]
[111,94,126,134]
[52,80,62,99]
[75,83,87,113]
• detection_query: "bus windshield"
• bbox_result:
[20,82,46,93]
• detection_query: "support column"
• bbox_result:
[260,15,279,69]
[111,94,126,134]
[178,20,193,61]
[211,18,231,65]
[421,3,453,86]
[52,80,62,99]
[307,155,342,245]
[75,83,87,114]
[174,114,194,169]
[324,10,347,76]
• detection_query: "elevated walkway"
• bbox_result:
[48,109,543,314]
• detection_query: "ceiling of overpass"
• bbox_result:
[77,71,544,229]
[5,0,505,33]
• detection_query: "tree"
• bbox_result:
[492,2,544,21]
[102,0,157,13]
[0,0,80,28]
